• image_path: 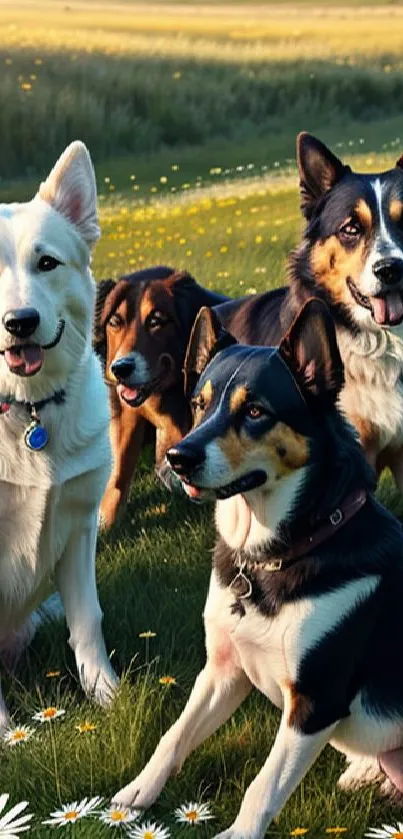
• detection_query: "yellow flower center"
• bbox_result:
[12,730,26,741]
[393,834,403,838]
[144,832,155,839]
[43,707,57,718]
[64,811,78,821]
[185,810,199,822]
[110,810,126,822]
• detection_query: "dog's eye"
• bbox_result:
[246,403,265,420]
[37,255,63,272]
[147,310,168,330]
[108,313,123,329]
[339,221,361,240]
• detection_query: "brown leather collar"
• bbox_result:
[239,487,368,579]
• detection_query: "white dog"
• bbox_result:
[0,141,118,730]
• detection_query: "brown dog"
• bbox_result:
[94,266,227,527]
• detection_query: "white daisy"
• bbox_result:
[42,796,103,827]
[365,826,403,838]
[0,793,33,836]
[98,804,139,827]
[174,802,213,826]
[3,726,35,747]
[32,707,65,724]
[128,820,170,839]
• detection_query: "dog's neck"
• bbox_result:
[215,469,307,554]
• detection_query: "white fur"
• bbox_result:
[215,470,307,552]
[0,142,117,729]
[337,325,403,455]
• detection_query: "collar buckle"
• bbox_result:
[330,508,343,527]
[266,559,283,572]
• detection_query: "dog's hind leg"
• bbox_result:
[113,662,252,810]
[56,513,118,706]
[337,755,382,792]
[0,594,64,673]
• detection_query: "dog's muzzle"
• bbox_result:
[0,318,65,377]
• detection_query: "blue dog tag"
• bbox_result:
[24,421,48,451]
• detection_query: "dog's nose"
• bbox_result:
[166,445,205,478]
[2,308,40,338]
[373,258,403,286]
[111,357,135,381]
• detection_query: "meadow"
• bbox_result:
[1,2,403,838]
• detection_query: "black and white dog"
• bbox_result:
[114,299,403,837]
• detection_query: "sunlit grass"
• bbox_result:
[0,150,402,835]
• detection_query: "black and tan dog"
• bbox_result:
[97,135,403,522]
[94,266,227,526]
[114,300,403,835]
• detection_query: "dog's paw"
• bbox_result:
[113,762,170,811]
[80,660,118,707]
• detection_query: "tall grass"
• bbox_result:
[0,1,403,179]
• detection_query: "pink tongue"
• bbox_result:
[183,483,202,499]
[4,345,44,375]
[119,385,139,401]
[372,292,403,326]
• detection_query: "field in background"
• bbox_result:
[1,3,403,837]
[1,0,403,183]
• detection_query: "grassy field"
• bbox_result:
[1,2,403,838]
[1,0,403,181]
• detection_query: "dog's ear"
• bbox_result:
[38,141,100,247]
[93,279,116,359]
[184,306,237,399]
[297,133,350,219]
[279,298,344,406]
[396,153,403,170]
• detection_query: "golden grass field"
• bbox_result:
[0,3,403,838]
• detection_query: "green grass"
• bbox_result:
[1,147,403,837]
[0,1,403,179]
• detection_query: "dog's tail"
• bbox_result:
[0,594,65,672]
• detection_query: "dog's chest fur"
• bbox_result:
[0,353,110,632]
[337,325,403,450]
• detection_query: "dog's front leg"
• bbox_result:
[100,403,147,528]
[56,514,118,706]
[214,714,337,839]
[114,662,252,809]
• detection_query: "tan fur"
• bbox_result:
[230,385,247,415]
[355,199,372,229]
[390,199,403,223]
[287,682,314,729]
[311,237,368,307]
[219,422,309,476]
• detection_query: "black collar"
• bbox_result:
[230,488,368,600]
[0,389,66,416]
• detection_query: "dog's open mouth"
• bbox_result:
[117,375,164,408]
[181,469,267,502]
[1,319,65,377]
[347,278,403,326]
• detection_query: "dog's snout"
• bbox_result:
[3,308,40,339]
[166,445,205,478]
[111,357,136,381]
[373,258,403,286]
